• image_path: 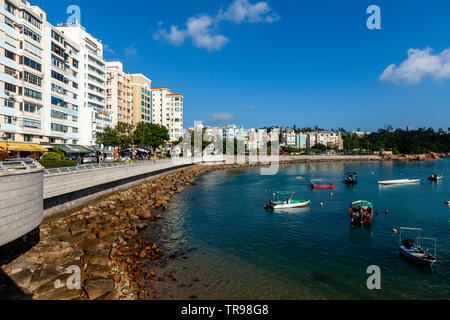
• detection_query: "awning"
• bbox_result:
[0,142,48,152]
[52,144,92,154]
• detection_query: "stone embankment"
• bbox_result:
[0,164,258,300]
[382,153,446,162]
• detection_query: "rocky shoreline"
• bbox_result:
[0,155,445,300]
[0,164,261,300]
[381,152,448,162]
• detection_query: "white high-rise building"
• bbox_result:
[0,0,46,144]
[152,87,183,142]
[43,23,81,145]
[56,24,111,146]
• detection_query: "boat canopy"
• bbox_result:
[351,201,374,209]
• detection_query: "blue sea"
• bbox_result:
[145,159,450,300]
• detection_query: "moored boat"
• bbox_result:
[311,180,335,189]
[428,174,443,182]
[349,200,374,225]
[345,172,358,185]
[265,192,311,210]
[378,179,420,185]
[399,228,437,268]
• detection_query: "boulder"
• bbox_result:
[84,278,115,300]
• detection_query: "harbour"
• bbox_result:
[142,159,450,300]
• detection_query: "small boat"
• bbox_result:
[378,179,420,185]
[265,192,311,210]
[349,200,374,225]
[428,174,443,182]
[399,228,437,268]
[446,201,450,206]
[311,180,335,190]
[345,172,358,185]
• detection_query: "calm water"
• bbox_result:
[145,160,450,300]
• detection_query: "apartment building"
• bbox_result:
[152,87,183,142]
[295,133,307,149]
[106,61,133,126]
[44,24,80,145]
[307,131,343,150]
[56,23,111,146]
[130,73,151,125]
[0,0,46,143]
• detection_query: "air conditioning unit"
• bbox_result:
[4,91,10,95]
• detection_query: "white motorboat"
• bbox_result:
[265,192,311,210]
[378,179,421,185]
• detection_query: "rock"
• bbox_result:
[68,221,88,236]
[84,264,111,280]
[84,278,115,300]
[97,229,114,240]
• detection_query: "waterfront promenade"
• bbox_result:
[0,154,380,300]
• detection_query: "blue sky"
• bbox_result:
[35,0,450,131]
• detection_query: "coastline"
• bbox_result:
[0,155,441,300]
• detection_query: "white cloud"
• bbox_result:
[103,44,115,55]
[186,15,229,51]
[380,47,450,85]
[124,44,137,58]
[154,0,279,51]
[211,112,234,122]
[217,0,280,24]
[154,25,187,46]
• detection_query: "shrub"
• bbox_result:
[52,147,66,160]
[42,152,62,161]
[38,160,77,168]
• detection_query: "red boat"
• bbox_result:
[311,182,335,190]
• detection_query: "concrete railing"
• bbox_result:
[43,159,181,199]
[0,166,43,246]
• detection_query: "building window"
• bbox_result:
[4,1,15,15]
[21,118,41,129]
[24,71,42,86]
[24,135,32,142]
[22,11,42,29]
[51,123,68,133]
[5,49,15,61]
[23,26,42,43]
[4,82,16,93]
[4,100,14,108]
[22,56,42,71]
[21,101,42,114]
[24,87,42,100]
[51,96,67,108]
[51,109,68,120]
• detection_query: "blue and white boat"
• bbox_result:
[399,227,437,268]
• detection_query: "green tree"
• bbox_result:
[133,123,169,156]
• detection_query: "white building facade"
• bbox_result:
[151,87,183,142]
[56,24,111,146]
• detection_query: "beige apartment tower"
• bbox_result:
[130,73,151,125]
[106,61,133,126]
